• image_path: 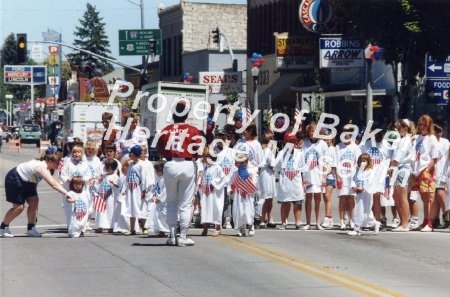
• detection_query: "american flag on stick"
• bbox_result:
[91,186,107,213]
[295,93,301,122]
[232,166,257,197]
[199,172,213,196]
[267,95,273,121]
[246,99,252,122]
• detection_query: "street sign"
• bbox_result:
[31,45,43,59]
[425,79,450,105]
[118,29,162,56]
[4,65,47,85]
[425,54,450,78]
[319,37,364,68]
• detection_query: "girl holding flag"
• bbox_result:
[230,152,258,236]
[66,176,90,238]
[94,159,119,233]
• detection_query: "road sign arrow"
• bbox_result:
[428,91,440,98]
[428,64,443,72]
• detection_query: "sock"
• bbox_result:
[427,218,433,228]
[0,222,7,229]
[170,226,176,238]
[27,223,35,231]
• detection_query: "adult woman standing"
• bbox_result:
[0,146,73,238]
[389,119,414,231]
[412,115,438,232]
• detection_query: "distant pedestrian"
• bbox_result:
[0,146,73,238]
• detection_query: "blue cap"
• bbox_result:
[130,145,142,156]
[45,146,58,154]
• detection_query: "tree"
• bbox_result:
[337,0,450,118]
[67,3,114,78]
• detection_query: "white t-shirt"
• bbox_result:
[413,134,438,175]
[16,159,48,183]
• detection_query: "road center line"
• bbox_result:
[217,235,405,297]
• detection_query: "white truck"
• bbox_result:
[139,81,209,160]
[62,102,122,143]
[139,81,209,136]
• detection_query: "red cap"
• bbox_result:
[284,131,297,142]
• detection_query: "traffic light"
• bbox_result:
[149,39,157,54]
[17,33,27,64]
[212,28,220,44]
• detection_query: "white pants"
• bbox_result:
[163,159,196,235]
[354,191,377,228]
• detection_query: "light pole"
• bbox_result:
[251,66,260,137]
[126,0,145,66]
[5,94,13,126]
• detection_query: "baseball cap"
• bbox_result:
[130,145,142,156]
[284,131,298,142]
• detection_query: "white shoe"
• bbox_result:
[420,225,432,232]
[349,220,355,229]
[392,218,400,229]
[301,224,311,230]
[27,227,42,237]
[347,230,360,236]
[248,225,255,236]
[166,237,177,246]
[340,222,347,230]
[409,219,420,230]
[224,218,232,229]
[320,218,330,228]
[177,237,195,247]
[0,227,14,238]
[374,221,381,234]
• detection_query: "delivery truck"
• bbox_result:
[62,102,122,144]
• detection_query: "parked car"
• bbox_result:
[19,124,42,147]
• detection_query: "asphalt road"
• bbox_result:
[1,145,450,297]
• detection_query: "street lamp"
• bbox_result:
[5,94,13,126]
[126,0,145,66]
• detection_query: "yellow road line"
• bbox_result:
[217,235,405,297]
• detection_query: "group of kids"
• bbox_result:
[5,112,449,240]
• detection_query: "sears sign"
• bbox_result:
[199,71,242,94]
[319,37,364,68]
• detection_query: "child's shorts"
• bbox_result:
[411,168,436,193]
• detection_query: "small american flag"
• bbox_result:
[232,166,256,197]
[246,100,252,122]
[294,96,301,122]
[368,147,382,165]
[91,186,107,213]
[74,199,87,221]
[267,95,273,120]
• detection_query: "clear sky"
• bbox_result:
[0,0,246,68]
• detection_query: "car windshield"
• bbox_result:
[23,126,40,132]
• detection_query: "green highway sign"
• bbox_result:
[119,29,162,56]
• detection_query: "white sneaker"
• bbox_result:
[392,218,400,229]
[409,219,420,230]
[224,217,232,229]
[166,237,177,246]
[248,225,255,236]
[177,237,195,247]
[349,220,355,229]
[0,227,14,238]
[26,227,42,237]
[340,222,347,230]
[321,217,330,228]
[374,221,381,234]
[347,230,361,236]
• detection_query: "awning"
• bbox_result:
[319,88,395,99]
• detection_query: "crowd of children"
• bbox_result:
[11,112,448,242]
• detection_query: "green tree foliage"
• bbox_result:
[337,0,450,117]
[67,3,114,78]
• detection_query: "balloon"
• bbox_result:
[252,52,258,59]
[250,58,256,63]
[257,54,262,59]
[188,75,193,81]
[252,62,261,68]
[259,58,265,64]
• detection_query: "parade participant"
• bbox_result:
[99,112,119,159]
[275,131,305,230]
[0,146,72,238]
[412,115,438,232]
[147,160,170,237]
[389,119,414,232]
[123,145,150,235]
[117,112,147,160]
[157,101,203,247]
[137,145,155,234]
[230,152,258,236]
[199,147,227,236]
[258,133,277,228]
[302,123,329,230]
[430,124,450,228]
[111,159,131,234]
[347,153,381,236]
[66,176,90,238]
[336,126,361,230]
[321,129,337,229]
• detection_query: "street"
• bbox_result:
[1,145,450,297]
